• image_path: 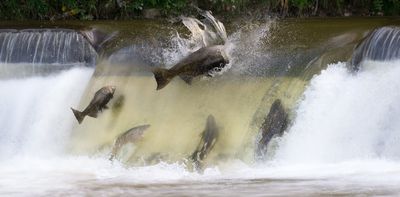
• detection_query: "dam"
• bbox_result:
[1,17,400,195]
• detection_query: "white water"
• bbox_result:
[0,30,97,65]
[275,60,400,164]
[2,60,400,195]
[0,67,93,158]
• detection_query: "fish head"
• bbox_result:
[220,48,230,65]
[129,124,151,141]
[214,47,230,71]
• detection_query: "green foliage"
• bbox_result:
[289,0,312,15]
[0,0,399,20]
[382,0,400,15]
[0,0,23,20]
[122,0,187,16]
[26,0,50,19]
[373,0,383,12]
[150,0,187,14]
[290,0,311,9]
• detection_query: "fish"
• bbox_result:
[71,86,116,124]
[109,124,150,161]
[190,115,219,169]
[256,99,288,159]
[152,45,229,90]
[80,28,118,53]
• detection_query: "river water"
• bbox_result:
[1,18,400,196]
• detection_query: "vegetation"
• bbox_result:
[0,0,399,20]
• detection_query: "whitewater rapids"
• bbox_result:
[2,60,400,196]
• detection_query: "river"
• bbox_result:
[0,17,400,196]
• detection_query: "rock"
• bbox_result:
[256,99,288,159]
[344,12,352,17]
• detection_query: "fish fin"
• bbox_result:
[71,107,85,124]
[88,110,98,118]
[190,150,200,162]
[80,28,118,52]
[152,68,174,90]
[179,75,193,85]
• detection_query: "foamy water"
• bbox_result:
[275,60,400,164]
[2,157,400,196]
[2,61,400,196]
[0,67,93,158]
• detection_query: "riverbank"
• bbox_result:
[0,0,399,21]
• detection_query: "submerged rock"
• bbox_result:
[256,99,288,159]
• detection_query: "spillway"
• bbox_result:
[1,18,400,196]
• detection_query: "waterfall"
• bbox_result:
[1,17,400,196]
[351,26,400,70]
[0,29,97,65]
[0,68,93,159]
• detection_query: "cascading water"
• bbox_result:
[0,28,100,157]
[0,29,97,65]
[0,68,93,158]
[274,60,400,164]
[268,26,400,165]
[351,26,400,70]
[0,28,114,78]
[68,13,281,165]
[1,17,400,196]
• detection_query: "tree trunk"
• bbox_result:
[280,0,288,17]
[313,0,319,16]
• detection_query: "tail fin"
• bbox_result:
[80,28,118,52]
[109,154,115,161]
[152,68,174,90]
[109,147,117,161]
[71,107,85,124]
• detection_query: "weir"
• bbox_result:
[2,16,400,196]
[351,26,400,71]
[68,18,387,165]
[0,29,97,65]
[0,17,399,170]
[0,28,117,78]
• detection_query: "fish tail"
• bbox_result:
[152,68,174,90]
[109,145,118,161]
[71,107,85,124]
[80,28,118,52]
[109,154,115,161]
